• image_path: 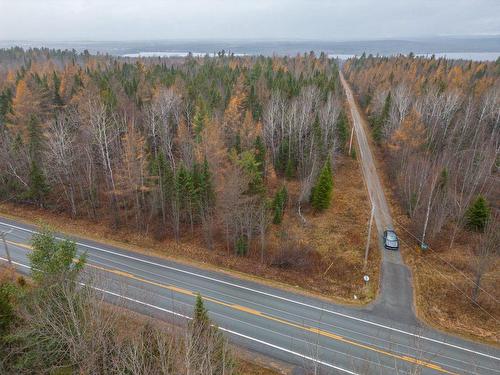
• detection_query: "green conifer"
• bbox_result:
[465,195,491,232]
[272,186,288,224]
[310,159,333,211]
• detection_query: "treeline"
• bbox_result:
[344,55,499,296]
[0,229,235,374]
[0,48,346,260]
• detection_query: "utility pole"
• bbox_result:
[348,124,355,155]
[0,229,13,265]
[364,205,375,271]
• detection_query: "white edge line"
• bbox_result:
[89,284,359,375]
[0,255,356,375]
[1,220,498,362]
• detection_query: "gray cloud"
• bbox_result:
[0,0,498,41]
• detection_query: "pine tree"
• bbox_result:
[272,185,288,224]
[373,92,391,143]
[337,110,349,150]
[254,135,266,177]
[193,158,215,210]
[285,158,296,179]
[193,294,209,325]
[238,151,265,196]
[176,165,195,225]
[236,236,248,256]
[0,87,13,126]
[275,140,289,175]
[26,115,50,204]
[0,285,14,336]
[193,104,206,143]
[189,294,234,374]
[27,114,42,158]
[27,161,50,204]
[466,195,491,232]
[310,159,333,211]
[29,228,86,285]
[52,71,63,107]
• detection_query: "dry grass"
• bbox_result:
[267,155,380,302]
[398,218,500,345]
[236,358,287,375]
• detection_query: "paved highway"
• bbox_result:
[0,217,499,374]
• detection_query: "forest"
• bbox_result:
[0,48,370,290]
[344,54,499,340]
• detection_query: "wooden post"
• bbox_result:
[0,230,12,265]
[364,205,375,270]
[348,125,355,155]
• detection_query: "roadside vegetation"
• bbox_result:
[0,229,283,374]
[0,48,378,302]
[344,54,499,342]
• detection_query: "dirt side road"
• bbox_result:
[340,72,416,324]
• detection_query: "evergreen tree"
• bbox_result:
[275,140,289,175]
[465,195,491,232]
[52,71,63,107]
[188,294,234,374]
[272,185,288,224]
[236,236,248,256]
[27,161,50,204]
[285,158,296,179]
[238,151,265,196]
[0,285,15,336]
[310,159,333,211]
[337,110,349,150]
[176,165,195,223]
[193,294,209,325]
[372,92,391,142]
[193,104,206,143]
[28,115,42,158]
[0,87,13,126]
[253,135,266,177]
[29,228,86,285]
[26,115,50,204]
[193,158,215,210]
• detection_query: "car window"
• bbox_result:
[387,232,397,240]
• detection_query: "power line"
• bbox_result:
[392,217,499,304]
[397,236,500,325]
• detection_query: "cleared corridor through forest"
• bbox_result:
[340,72,415,324]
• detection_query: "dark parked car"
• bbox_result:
[383,229,399,250]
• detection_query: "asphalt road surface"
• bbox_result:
[0,217,499,375]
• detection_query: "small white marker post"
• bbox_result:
[363,275,370,296]
[0,229,13,265]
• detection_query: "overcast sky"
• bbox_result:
[0,0,499,41]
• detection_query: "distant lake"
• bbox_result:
[123,51,499,61]
[3,37,500,60]
[123,51,247,58]
[416,52,499,61]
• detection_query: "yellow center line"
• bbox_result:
[6,240,457,374]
